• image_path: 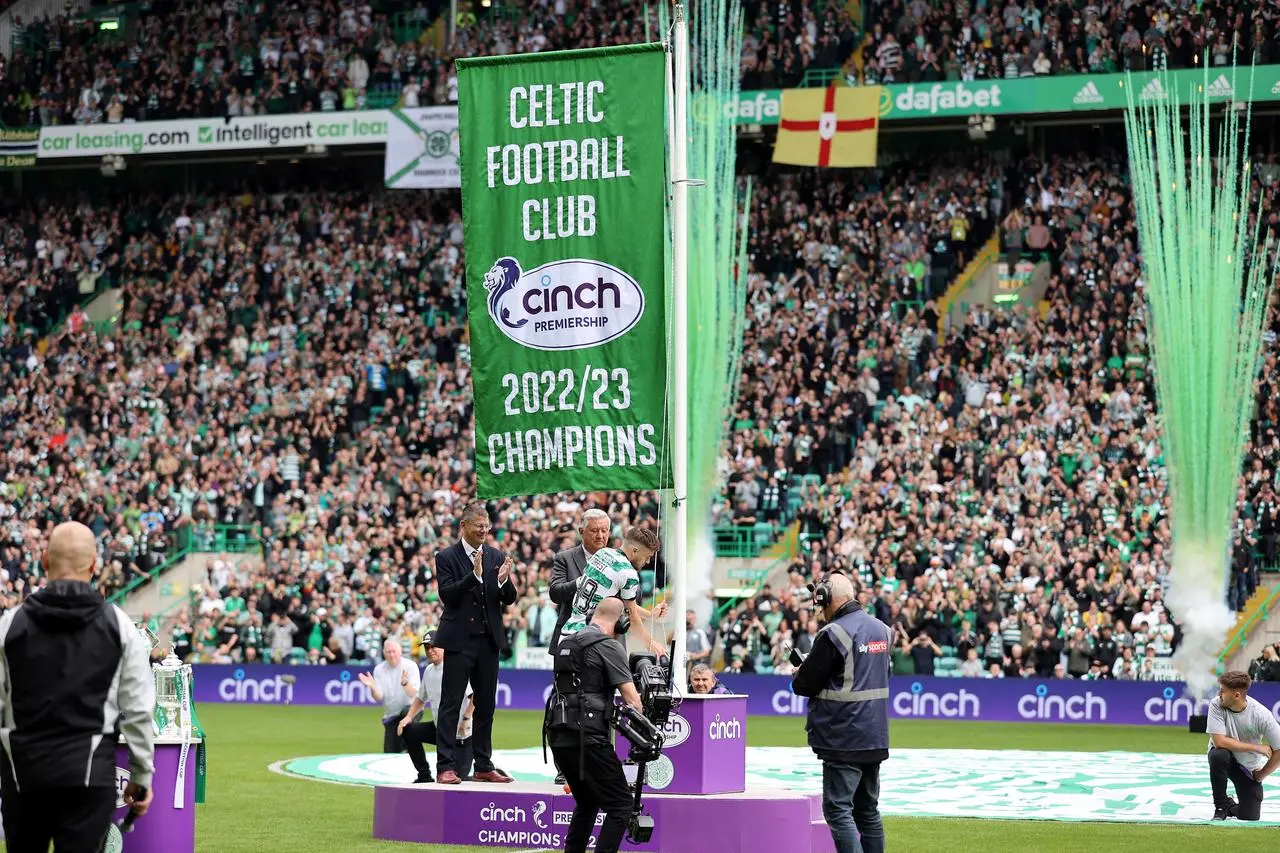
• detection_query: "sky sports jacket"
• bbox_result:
[0,579,155,791]
[791,601,892,765]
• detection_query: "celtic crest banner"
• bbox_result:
[385,106,461,188]
[457,43,670,498]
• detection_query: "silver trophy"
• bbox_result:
[152,652,194,738]
[137,620,193,738]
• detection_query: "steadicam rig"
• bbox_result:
[607,652,681,844]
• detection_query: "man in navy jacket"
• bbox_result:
[433,502,519,784]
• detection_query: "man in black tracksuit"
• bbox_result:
[0,521,156,852]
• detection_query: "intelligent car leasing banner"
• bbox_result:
[456,43,670,499]
[192,666,1280,726]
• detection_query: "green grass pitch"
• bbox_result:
[8,706,1276,852]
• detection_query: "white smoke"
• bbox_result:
[1166,542,1236,698]
[686,524,715,626]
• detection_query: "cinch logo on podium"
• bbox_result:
[554,809,603,827]
[707,714,743,741]
[1016,684,1107,721]
[893,682,981,718]
[660,713,692,747]
[114,767,131,807]
[480,803,527,824]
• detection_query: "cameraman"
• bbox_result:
[547,598,640,853]
[791,573,890,853]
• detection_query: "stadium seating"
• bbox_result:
[4,2,1280,683]
[7,0,1278,127]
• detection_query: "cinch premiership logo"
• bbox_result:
[1143,685,1211,723]
[660,713,692,748]
[1272,80,1280,96]
[1073,82,1104,105]
[1017,684,1107,721]
[893,681,981,718]
[483,256,645,351]
[555,808,605,827]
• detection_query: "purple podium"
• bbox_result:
[616,695,747,794]
[373,782,833,853]
[372,694,834,853]
[108,739,199,853]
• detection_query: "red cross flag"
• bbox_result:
[773,84,881,168]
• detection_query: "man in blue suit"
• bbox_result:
[433,502,520,785]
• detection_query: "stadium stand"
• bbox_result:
[857,0,1280,84]
[4,2,1280,684]
[0,0,862,125]
[4,0,1280,126]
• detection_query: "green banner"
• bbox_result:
[717,66,1280,125]
[458,44,670,499]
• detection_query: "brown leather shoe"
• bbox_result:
[436,770,462,785]
[472,768,514,783]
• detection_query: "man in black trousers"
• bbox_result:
[433,502,519,785]
[0,521,155,852]
[547,597,641,853]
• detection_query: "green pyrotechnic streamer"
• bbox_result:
[1124,65,1276,694]
[661,0,751,612]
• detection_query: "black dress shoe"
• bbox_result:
[414,774,434,784]
[554,773,566,786]
[1212,798,1237,821]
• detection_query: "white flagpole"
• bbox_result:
[669,2,691,680]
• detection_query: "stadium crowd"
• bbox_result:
[3,143,1278,683]
[858,0,1280,84]
[2,0,1280,680]
[0,151,983,659]
[0,0,861,127]
[7,0,1280,129]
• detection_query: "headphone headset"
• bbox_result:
[808,571,845,611]
[586,606,631,636]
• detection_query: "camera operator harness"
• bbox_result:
[544,609,677,844]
